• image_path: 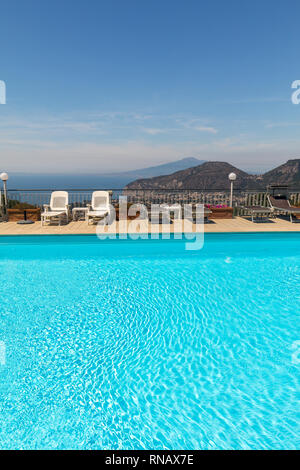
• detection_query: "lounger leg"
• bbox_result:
[290,213,293,223]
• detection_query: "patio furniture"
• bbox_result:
[206,206,233,219]
[149,204,212,224]
[238,205,273,223]
[150,204,182,224]
[72,207,88,221]
[86,191,111,224]
[17,210,35,225]
[192,206,212,222]
[267,185,300,223]
[8,208,41,222]
[268,196,300,222]
[41,191,69,226]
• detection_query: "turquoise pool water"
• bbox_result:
[0,233,299,450]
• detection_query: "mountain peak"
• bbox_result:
[178,157,202,163]
[115,157,205,180]
[126,159,300,190]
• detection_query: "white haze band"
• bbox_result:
[0,341,6,366]
[0,80,6,104]
[96,198,205,251]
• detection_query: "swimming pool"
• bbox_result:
[0,233,299,449]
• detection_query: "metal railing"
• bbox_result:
[7,190,99,209]
[6,188,300,210]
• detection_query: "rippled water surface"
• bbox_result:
[0,233,299,449]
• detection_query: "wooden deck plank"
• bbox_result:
[0,217,300,236]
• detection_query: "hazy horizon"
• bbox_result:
[4,156,290,176]
[5,157,285,176]
[5,156,287,190]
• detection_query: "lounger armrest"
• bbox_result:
[43,204,50,212]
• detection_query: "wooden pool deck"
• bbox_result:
[0,216,300,236]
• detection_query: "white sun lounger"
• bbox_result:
[86,191,111,224]
[41,191,69,226]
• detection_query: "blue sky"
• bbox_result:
[1,0,300,173]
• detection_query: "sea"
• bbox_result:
[6,173,131,190]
